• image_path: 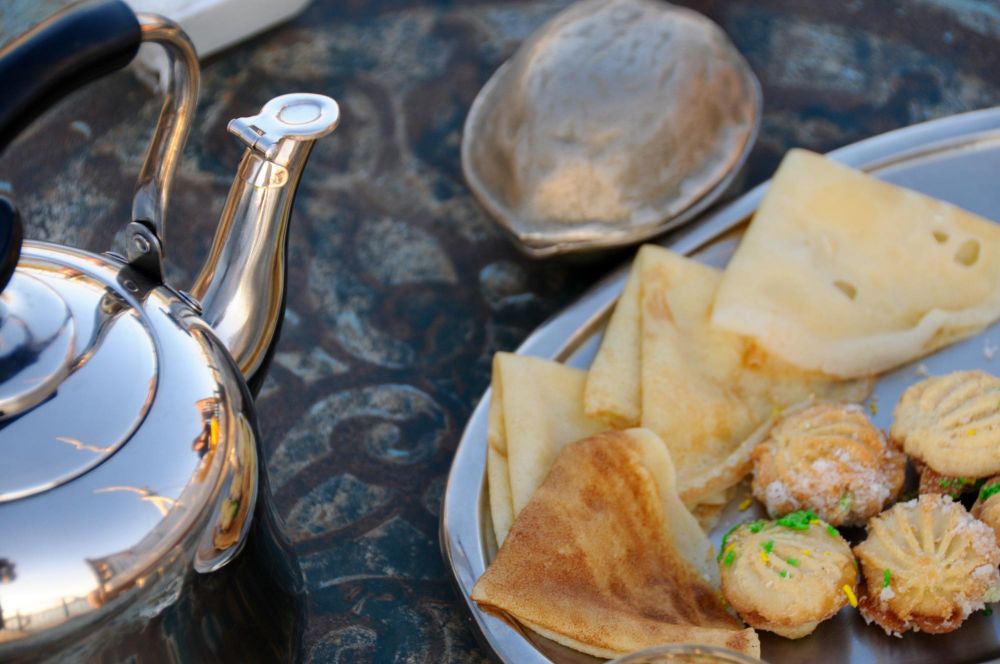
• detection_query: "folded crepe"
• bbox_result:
[586,245,870,506]
[712,149,1000,378]
[584,261,643,429]
[487,353,606,544]
[472,428,759,659]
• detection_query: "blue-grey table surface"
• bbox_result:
[5,0,1000,661]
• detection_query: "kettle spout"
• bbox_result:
[190,94,339,392]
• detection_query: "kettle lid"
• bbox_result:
[0,256,158,503]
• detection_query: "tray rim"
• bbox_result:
[440,106,1000,664]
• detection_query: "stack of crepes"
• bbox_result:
[476,149,1000,659]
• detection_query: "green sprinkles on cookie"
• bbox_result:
[718,520,768,562]
[718,523,743,561]
[980,482,1000,502]
[883,569,891,588]
[776,509,819,530]
[938,476,979,498]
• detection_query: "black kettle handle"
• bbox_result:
[0,0,141,156]
[0,1,158,293]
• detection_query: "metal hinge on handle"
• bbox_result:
[125,12,200,284]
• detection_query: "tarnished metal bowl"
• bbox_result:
[462,0,761,257]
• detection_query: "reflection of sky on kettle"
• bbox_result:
[0,268,156,502]
[0,395,226,619]
[0,481,181,616]
[0,565,99,619]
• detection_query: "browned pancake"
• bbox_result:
[471,429,760,659]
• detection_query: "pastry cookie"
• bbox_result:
[891,370,1000,478]
[751,403,904,526]
[854,494,1000,635]
[718,511,857,639]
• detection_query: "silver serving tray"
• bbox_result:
[441,107,1000,664]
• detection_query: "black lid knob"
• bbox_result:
[0,198,22,293]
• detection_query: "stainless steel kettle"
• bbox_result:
[0,1,338,659]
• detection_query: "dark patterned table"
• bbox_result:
[4,0,1000,661]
